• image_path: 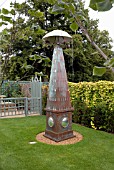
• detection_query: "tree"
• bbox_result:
[49,0,114,77]
[89,0,114,76]
[0,1,52,80]
[64,10,114,82]
[0,0,113,82]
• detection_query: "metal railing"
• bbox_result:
[0,97,42,118]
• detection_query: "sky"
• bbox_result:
[0,0,114,49]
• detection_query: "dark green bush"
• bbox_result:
[105,100,114,133]
[42,85,48,115]
[93,101,108,130]
[72,98,91,128]
[91,100,114,133]
[68,81,114,133]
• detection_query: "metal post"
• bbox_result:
[39,82,42,115]
[0,55,3,94]
[24,97,28,116]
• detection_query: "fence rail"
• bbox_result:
[0,97,42,118]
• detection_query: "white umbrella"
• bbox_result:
[43,30,72,44]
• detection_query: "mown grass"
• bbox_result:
[0,116,114,170]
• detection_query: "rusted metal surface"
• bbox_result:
[44,44,74,142]
[44,111,74,142]
[46,45,73,112]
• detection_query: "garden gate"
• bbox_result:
[31,77,42,115]
[0,78,42,118]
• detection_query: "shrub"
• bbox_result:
[93,101,108,130]
[42,84,48,115]
[1,82,24,97]
[72,97,91,128]
[69,81,114,133]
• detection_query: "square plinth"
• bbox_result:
[44,110,75,142]
[44,129,75,142]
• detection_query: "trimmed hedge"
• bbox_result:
[69,81,114,133]
[42,81,114,133]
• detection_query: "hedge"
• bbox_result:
[42,81,114,133]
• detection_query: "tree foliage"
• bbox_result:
[89,0,114,11]
[0,0,114,82]
[50,0,114,77]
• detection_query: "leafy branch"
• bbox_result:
[49,0,114,76]
[89,0,114,12]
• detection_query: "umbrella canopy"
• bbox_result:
[43,30,72,44]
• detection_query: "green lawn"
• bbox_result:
[0,116,114,170]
